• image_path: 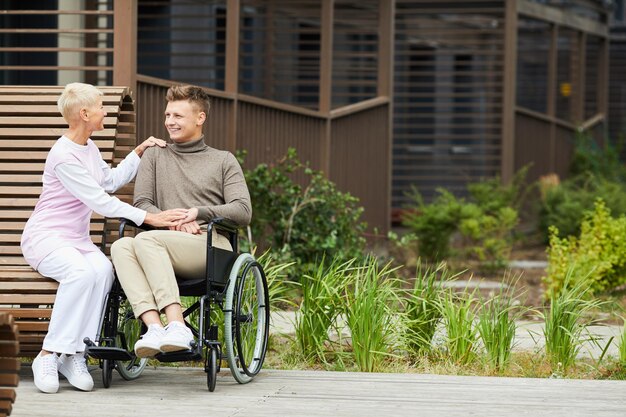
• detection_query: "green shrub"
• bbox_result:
[401,170,525,267]
[240,148,367,277]
[402,188,462,260]
[544,200,626,297]
[539,175,626,241]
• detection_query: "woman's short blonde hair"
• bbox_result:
[57,83,103,123]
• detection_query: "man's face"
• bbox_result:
[164,100,205,143]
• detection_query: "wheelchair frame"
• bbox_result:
[85,218,270,392]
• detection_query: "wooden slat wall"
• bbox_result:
[330,104,390,231]
[0,1,114,86]
[137,0,227,90]
[392,0,506,210]
[239,0,322,109]
[332,1,379,107]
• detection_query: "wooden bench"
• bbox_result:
[0,86,136,357]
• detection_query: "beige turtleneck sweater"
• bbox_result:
[133,136,252,226]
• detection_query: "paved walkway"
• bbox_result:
[12,366,626,417]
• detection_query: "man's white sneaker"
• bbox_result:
[32,352,59,394]
[134,324,165,358]
[58,353,94,392]
[159,321,194,353]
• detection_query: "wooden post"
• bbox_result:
[319,0,334,175]
[575,32,587,124]
[501,0,517,183]
[225,0,241,152]
[547,24,558,173]
[113,0,137,94]
[379,0,394,233]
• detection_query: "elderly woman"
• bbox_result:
[21,83,188,394]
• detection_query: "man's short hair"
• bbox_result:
[57,83,103,123]
[165,85,211,115]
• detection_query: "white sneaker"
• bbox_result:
[58,353,94,392]
[134,324,165,358]
[32,352,59,394]
[159,321,194,353]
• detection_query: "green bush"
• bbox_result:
[401,170,525,268]
[240,148,367,276]
[539,175,626,241]
[544,200,626,297]
[539,134,626,241]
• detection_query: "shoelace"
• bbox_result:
[40,355,58,377]
[68,355,89,375]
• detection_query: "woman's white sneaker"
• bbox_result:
[58,353,94,392]
[32,352,59,394]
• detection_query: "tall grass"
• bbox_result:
[256,251,297,311]
[343,257,402,372]
[476,280,524,371]
[404,262,456,355]
[295,257,354,362]
[542,271,603,371]
[438,290,478,365]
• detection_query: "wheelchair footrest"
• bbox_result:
[155,349,202,363]
[86,346,134,362]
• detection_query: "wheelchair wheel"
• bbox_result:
[206,347,217,392]
[224,253,270,384]
[115,300,148,380]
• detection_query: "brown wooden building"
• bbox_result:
[0,0,624,232]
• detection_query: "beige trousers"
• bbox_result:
[110,229,231,318]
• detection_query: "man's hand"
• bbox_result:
[135,136,167,157]
[169,220,202,235]
[144,209,188,227]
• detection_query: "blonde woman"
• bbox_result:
[21,83,187,394]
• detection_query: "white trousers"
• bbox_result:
[37,247,115,354]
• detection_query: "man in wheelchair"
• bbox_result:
[110,85,252,359]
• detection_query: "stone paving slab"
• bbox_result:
[12,366,626,417]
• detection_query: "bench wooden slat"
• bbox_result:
[0,282,58,292]
[0,294,55,303]
[0,95,125,105]
[0,151,113,160]
[0,116,119,127]
[0,309,51,319]
[0,374,18,388]
[0,105,120,116]
[0,388,16,402]
[0,131,117,141]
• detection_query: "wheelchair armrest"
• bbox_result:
[118,217,154,238]
[206,217,240,252]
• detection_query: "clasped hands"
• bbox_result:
[143,207,202,234]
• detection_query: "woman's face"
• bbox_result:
[85,99,107,131]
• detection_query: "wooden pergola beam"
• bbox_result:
[113,0,137,94]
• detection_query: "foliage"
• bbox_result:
[569,133,626,182]
[620,320,626,367]
[294,257,352,363]
[542,272,603,371]
[544,200,626,297]
[539,174,626,241]
[342,257,403,372]
[239,148,367,278]
[476,279,525,371]
[437,290,479,365]
[404,262,456,355]
[539,134,626,241]
[401,168,527,268]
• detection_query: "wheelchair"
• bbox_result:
[84,217,270,392]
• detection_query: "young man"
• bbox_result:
[111,85,252,358]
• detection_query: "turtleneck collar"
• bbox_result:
[169,136,208,153]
